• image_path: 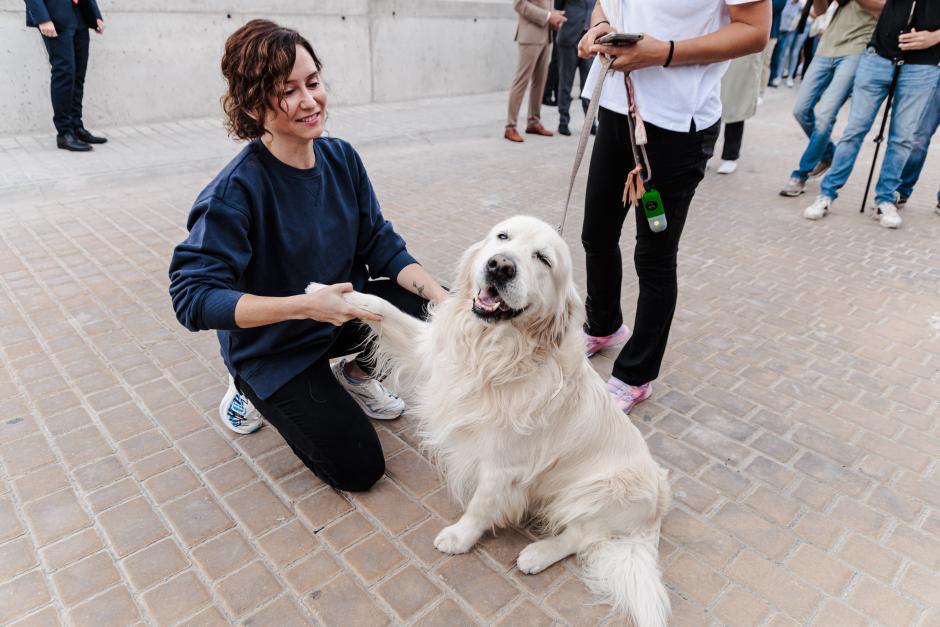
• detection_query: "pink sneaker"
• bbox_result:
[607,377,652,414]
[584,325,630,357]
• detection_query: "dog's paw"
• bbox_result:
[343,291,386,316]
[517,541,559,575]
[305,282,327,294]
[434,524,478,555]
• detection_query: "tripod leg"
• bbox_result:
[860,64,901,213]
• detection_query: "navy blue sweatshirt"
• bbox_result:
[169,137,417,399]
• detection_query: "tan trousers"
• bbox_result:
[760,37,777,98]
[507,42,551,128]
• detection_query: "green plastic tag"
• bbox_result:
[642,189,667,232]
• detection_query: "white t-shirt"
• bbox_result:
[582,0,759,132]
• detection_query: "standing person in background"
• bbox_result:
[770,0,804,85]
[783,1,813,86]
[895,76,940,213]
[555,0,595,136]
[717,51,764,174]
[779,0,882,198]
[543,41,560,106]
[505,0,568,142]
[762,0,788,95]
[577,0,769,414]
[803,0,940,229]
[25,0,107,151]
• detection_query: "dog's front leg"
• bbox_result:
[306,282,426,359]
[434,469,523,555]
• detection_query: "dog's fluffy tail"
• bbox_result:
[580,531,670,627]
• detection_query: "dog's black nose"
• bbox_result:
[486,255,516,282]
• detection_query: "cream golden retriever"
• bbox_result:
[309,215,670,626]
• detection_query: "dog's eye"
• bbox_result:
[497,232,509,240]
[534,251,552,267]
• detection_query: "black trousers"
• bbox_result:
[543,43,559,101]
[582,107,718,385]
[41,20,90,136]
[557,44,593,127]
[238,280,428,492]
[721,121,745,161]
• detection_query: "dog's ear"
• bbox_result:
[454,240,486,298]
[556,283,584,348]
[530,281,582,352]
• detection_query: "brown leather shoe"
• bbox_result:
[808,159,831,179]
[504,127,524,142]
[525,122,553,137]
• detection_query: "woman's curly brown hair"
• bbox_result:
[221,19,322,140]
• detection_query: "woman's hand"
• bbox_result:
[38,21,58,37]
[899,28,940,52]
[291,283,383,326]
[592,34,671,73]
[578,22,614,58]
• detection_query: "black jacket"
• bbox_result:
[25,0,102,29]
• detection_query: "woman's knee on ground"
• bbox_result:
[325,444,386,492]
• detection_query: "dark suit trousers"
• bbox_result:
[582,108,718,385]
[41,22,90,135]
[556,44,592,127]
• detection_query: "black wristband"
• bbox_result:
[663,40,675,68]
[591,20,610,29]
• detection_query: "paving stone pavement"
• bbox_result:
[0,84,938,627]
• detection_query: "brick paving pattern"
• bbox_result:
[0,86,938,626]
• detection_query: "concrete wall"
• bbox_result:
[0,0,518,135]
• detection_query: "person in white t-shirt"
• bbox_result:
[578,0,770,414]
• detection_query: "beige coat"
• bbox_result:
[514,0,552,44]
[720,52,763,124]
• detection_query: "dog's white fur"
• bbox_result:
[308,215,671,626]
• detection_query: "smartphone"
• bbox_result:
[595,32,644,46]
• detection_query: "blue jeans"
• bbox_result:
[897,79,940,202]
[771,31,794,80]
[791,53,861,181]
[784,28,810,77]
[820,49,940,205]
[774,29,809,79]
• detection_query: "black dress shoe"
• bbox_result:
[75,128,107,144]
[56,132,92,152]
[558,125,571,136]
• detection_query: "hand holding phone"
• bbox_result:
[595,32,644,46]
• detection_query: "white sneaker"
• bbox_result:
[876,202,902,229]
[717,160,738,175]
[219,375,262,434]
[332,359,405,420]
[786,77,794,88]
[803,196,832,221]
[770,77,782,87]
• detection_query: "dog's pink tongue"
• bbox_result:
[477,289,498,307]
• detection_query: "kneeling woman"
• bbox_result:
[169,20,446,491]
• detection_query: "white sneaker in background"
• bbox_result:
[332,359,405,420]
[803,195,832,221]
[717,160,738,175]
[219,375,262,434]
[876,202,902,229]
[786,77,795,88]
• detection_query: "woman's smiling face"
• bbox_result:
[263,45,327,143]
